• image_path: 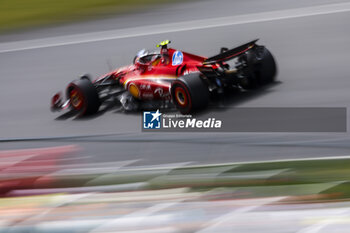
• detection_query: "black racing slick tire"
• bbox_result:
[171,73,209,114]
[254,46,277,85]
[66,79,100,116]
[240,45,277,89]
[248,46,277,85]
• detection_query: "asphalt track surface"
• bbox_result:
[0,0,350,166]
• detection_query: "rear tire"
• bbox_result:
[67,79,100,116]
[240,46,277,89]
[171,73,209,114]
[254,46,277,85]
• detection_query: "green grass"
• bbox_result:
[7,157,350,202]
[0,0,176,32]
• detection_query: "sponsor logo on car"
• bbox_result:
[183,69,199,75]
[139,84,151,90]
[172,51,183,66]
[154,87,170,98]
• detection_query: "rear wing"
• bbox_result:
[203,39,258,65]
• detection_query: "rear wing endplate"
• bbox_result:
[203,39,258,64]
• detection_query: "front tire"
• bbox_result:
[67,79,100,116]
[171,73,209,114]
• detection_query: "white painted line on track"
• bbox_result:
[238,154,350,164]
[188,154,350,169]
[33,159,140,186]
[56,154,350,176]
[89,202,180,233]
[20,193,94,224]
[197,196,287,233]
[120,161,195,171]
[10,183,148,196]
[1,2,350,53]
[297,209,350,233]
[115,228,178,233]
[197,197,288,232]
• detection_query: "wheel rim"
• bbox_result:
[175,87,188,107]
[70,89,84,109]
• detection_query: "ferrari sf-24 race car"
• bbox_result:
[51,39,277,116]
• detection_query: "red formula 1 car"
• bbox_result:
[51,40,276,116]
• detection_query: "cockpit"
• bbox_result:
[134,50,170,71]
[133,40,172,72]
[138,53,161,65]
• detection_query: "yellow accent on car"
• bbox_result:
[129,84,140,98]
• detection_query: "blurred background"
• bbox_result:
[1,0,350,232]
[0,0,179,32]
